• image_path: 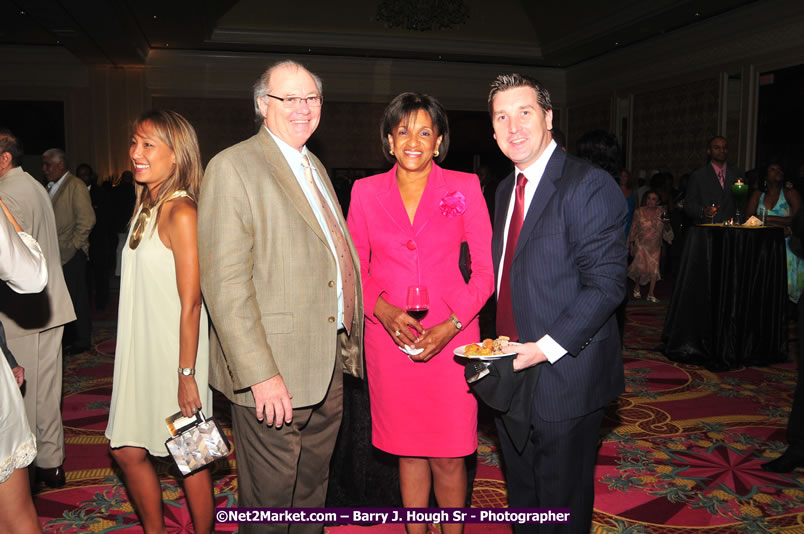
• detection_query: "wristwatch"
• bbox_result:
[177,367,196,376]
[450,315,463,330]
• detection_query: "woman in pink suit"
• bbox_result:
[347,93,494,534]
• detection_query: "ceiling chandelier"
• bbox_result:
[376,0,470,31]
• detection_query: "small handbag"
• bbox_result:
[164,410,231,476]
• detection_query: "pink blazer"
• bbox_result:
[347,163,494,329]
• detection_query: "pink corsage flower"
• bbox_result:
[439,191,466,218]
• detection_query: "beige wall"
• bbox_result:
[566,100,612,153]
[567,0,804,172]
[630,79,720,182]
[151,96,390,172]
[0,46,148,180]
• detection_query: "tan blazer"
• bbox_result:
[198,127,364,409]
[50,172,95,264]
[0,167,76,338]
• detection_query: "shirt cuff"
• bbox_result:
[537,335,567,364]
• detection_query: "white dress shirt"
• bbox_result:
[265,127,347,330]
[47,171,69,199]
[497,140,567,364]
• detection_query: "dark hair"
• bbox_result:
[764,159,784,177]
[488,73,552,117]
[380,92,450,164]
[759,159,785,191]
[575,129,621,178]
[620,168,636,188]
[707,135,727,149]
[76,163,94,175]
[641,189,661,207]
[649,172,667,189]
[0,128,24,167]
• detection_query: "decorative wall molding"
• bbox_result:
[209,29,543,62]
[1,0,802,180]
[144,50,567,112]
[630,78,719,183]
[0,46,88,88]
[566,0,804,101]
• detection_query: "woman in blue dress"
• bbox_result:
[746,162,804,302]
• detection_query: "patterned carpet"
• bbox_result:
[32,296,804,533]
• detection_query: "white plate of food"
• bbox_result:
[454,337,520,361]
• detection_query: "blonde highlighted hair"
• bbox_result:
[129,109,202,226]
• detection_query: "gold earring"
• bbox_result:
[434,149,440,157]
[390,149,394,155]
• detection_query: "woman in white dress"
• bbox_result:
[105,110,213,534]
[0,198,48,534]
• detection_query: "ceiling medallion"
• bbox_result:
[376,0,469,31]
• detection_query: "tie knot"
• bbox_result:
[301,155,315,183]
[516,173,528,189]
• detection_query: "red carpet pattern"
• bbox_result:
[33,300,803,533]
[36,327,238,533]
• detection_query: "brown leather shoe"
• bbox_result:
[36,465,66,488]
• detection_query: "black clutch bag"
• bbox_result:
[459,241,472,283]
[164,410,231,476]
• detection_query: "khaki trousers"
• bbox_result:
[231,356,343,534]
[8,326,65,468]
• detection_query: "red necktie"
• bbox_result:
[496,173,528,341]
[717,169,725,188]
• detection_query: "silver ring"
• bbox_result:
[192,408,198,414]
[394,330,401,337]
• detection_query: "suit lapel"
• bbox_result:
[725,165,741,186]
[50,174,68,206]
[256,129,327,244]
[492,173,514,274]
[374,166,411,235]
[514,149,562,260]
[412,164,448,238]
[708,166,727,204]
[373,164,450,237]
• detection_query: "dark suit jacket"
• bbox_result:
[492,149,627,422]
[684,163,744,223]
[87,184,113,256]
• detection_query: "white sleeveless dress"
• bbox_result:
[105,193,212,456]
[0,231,45,483]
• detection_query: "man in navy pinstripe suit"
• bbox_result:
[489,74,627,533]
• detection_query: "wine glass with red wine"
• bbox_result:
[705,202,719,224]
[406,286,429,321]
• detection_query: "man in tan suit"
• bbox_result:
[42,148,95,354]
[198,61,363,533]
[0,130,76,488]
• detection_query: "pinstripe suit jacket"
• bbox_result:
[198,127,364,409]
[492,149,626,422]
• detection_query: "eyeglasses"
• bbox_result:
[265,94,323,108]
